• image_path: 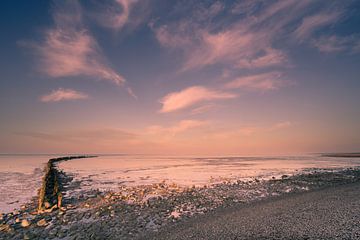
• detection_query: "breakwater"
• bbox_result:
[37,155,97,211]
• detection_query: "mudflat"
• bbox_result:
[144,182,360,240]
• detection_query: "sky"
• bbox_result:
[0,0,360,155]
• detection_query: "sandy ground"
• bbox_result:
[143,182,360,240]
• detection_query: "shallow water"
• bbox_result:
[0,155,56,213]
[59,154,360,193]
[1,154,360,213]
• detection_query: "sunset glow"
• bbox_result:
[1,0,360,155]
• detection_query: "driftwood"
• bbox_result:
[37,155,97,211]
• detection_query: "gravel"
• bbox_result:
[143,182,360,240]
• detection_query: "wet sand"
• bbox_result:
[144,182,360,240]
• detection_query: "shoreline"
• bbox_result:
[1,165,360,239]
[144,181,360,239]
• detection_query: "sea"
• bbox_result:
[1,154,360,213]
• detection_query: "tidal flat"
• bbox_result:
[1,166,360,240]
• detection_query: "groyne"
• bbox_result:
[37,155,97,211]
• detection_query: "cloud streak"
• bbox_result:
[153,1,349,73]
[92,0,138,31]
[225,72,286,91]
[312,35,360,54]
[40,88,88,102]
[147,119,208,136]
[32,0,125,85]
[294,12,341,41]
[160,86,236,113]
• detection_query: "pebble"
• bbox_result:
[36,219,47,227]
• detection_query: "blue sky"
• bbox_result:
[1,0,360,154]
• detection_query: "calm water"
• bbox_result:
[1,154,360,213]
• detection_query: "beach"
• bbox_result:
[1,158,360,239]
[144,181,360,240]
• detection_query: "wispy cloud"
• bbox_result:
[155,21,288,72]
[29,0,125,85]
[312,35,360,54]
[18,128,136,142]
[153,1,351,73]
[269,121,293,131]
[153,1,315,72]
[225,72,285,91]
[160,86,236,113]
[92,0,138,31]
[147,119,208,136]
[294,12,341,41]
[190,104,217,115]
[40,88,88,102]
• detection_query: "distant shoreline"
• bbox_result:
[321,153,360,158]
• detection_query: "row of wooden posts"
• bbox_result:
[37,155,97,211]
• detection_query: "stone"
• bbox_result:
[15,218,21,223]
[44,202,51,209]
[0,223,12,232]
[21,219,30,227]
[36,218,47,227]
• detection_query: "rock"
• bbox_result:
[20,205,26,210]
[15,218,21,223]
[21,219,30,227]
[36,219,47,227]
[170,210,181,219]
[0,223,12,232]
[110,210,115,217]
[44,202,51,209]
[44,205,58,213]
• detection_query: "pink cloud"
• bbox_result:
[294,12,341,41]
[160,86,236,113]
[40,88,88,102]
[269,121,293,131]
[225,72,285,91]
[93,0,137,30]
[163,24,288,72]
[312,35,360,54]
[33,0,125,85]
[190,104,217,115]
[153,1,319,72]
[147,119,208,136]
